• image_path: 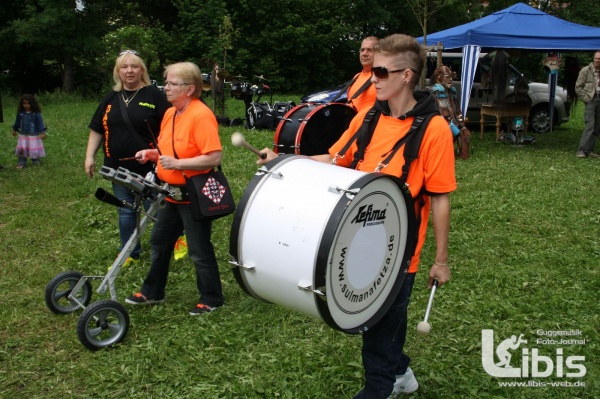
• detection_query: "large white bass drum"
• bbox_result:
[229,155,416,334]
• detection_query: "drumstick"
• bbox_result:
[231,132,267,159]
[119,156,142,161]
[416,279,438,335]
[144,119,163,155]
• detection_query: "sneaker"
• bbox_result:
[16,165,25,169]
[576,152,587,158]
[107,256,139,271]
[588,152,600,158]
[390,367,419,397]
[189,303,219,315]
[174,236,188,261]
[125,292,165,305]
[123,256,139,267]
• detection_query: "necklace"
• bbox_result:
[175,99,193,116]
[122,87,141,107]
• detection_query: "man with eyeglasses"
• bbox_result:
[344,36,379,112]
[575,51,600,158]
[258,34,455,398]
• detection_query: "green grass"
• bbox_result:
[0,94,598,399]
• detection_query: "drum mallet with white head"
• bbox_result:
[231,132,267,159]
[417,279,439,335]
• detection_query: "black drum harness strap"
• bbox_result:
[332,106,438,242]
[332,107,437,182]
[330,73,373,103]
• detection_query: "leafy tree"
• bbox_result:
[9,0,574,96]
[5,0,132,93]
[0,0,33,92]
[408,0,455,45]
[168,0,228,68]
[223,0,421,93]
[218,14,238,70]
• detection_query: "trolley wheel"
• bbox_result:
[77,299,130,351]
[44,271,93,314]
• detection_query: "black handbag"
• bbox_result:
[171,114,235,221]
[185,166,236,221]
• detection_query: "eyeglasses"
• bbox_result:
[164,81,190,88]
[119,50,139,56]
[372,66,415,80]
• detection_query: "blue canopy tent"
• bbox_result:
[416,2,600,128]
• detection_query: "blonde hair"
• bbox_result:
[374,34,425,89]
[112,52,151,91]
[163,62,203,98]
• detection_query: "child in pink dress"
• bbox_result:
[12,94,47,169]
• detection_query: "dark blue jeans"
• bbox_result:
[353,273,416,399]
[112,182,142,259]
[140,201,224,307]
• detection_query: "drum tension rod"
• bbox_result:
[257,168,284,179]
[298,282,326,297]
[328,186,360,197]
[228,260,255,271]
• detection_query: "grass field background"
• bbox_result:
[0,92,598,398]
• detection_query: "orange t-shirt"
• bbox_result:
[329,107,456,272]
[347,70,377,112]
[156,98,222,187]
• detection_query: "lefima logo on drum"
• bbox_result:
[351,204,386,227]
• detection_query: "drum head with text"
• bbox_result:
[315,174,416,333]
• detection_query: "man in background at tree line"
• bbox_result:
[575,51,600,158]
[345,36,379,112]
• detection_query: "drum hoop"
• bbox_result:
[314,173,417,334]
[229,154,308,299]
[273,104,308,154]
[274,103,356,156]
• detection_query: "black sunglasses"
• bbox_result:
[372,66,415,80]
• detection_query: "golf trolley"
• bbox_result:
[44,166,170,351]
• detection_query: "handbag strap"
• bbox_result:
[171,113,222,176]
[117,90,151,150]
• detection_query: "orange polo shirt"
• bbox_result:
[156,98,222,187]
[329,107,456,272]
[347,70,377,112]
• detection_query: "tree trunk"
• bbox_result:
[62,53,75,93]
